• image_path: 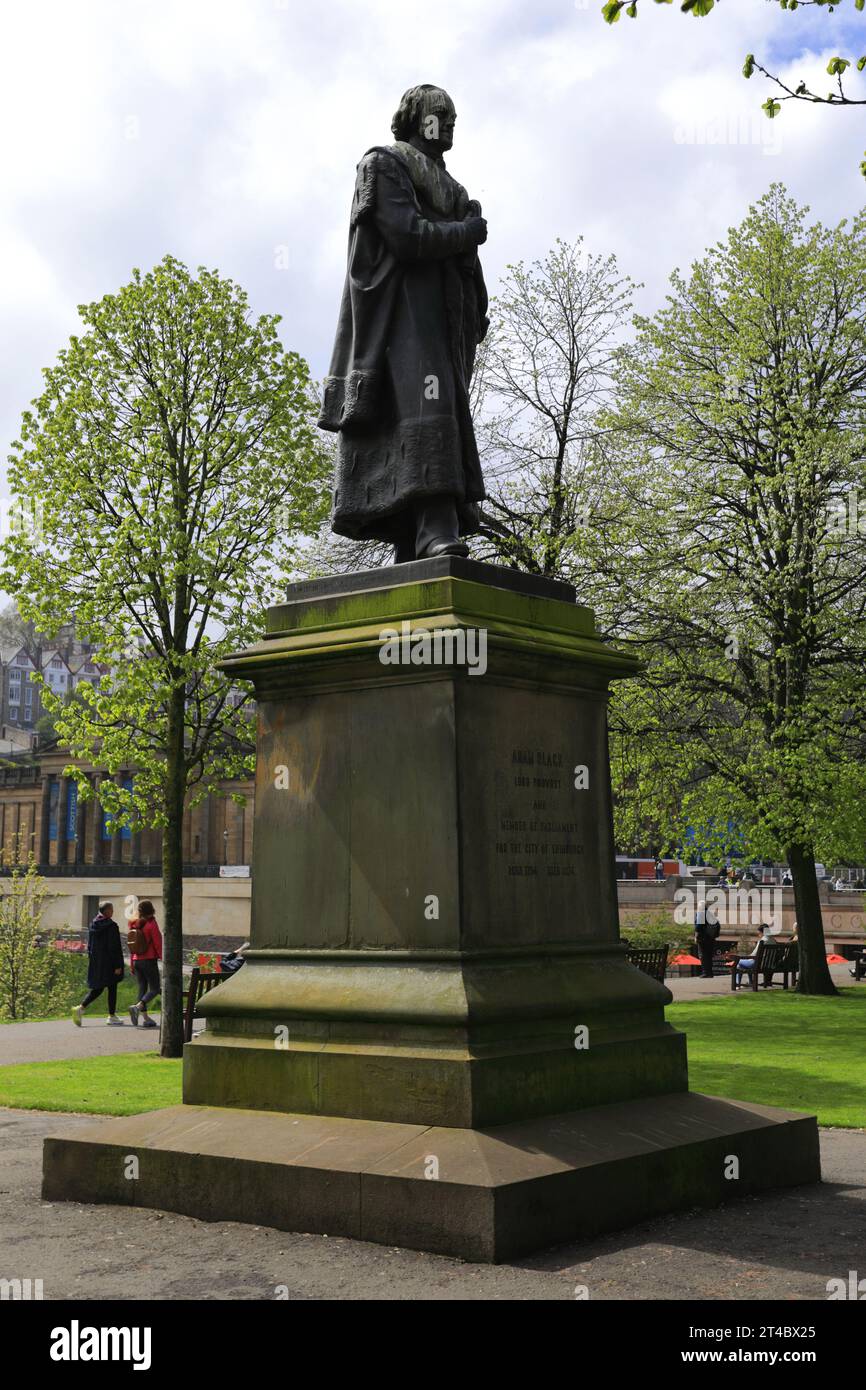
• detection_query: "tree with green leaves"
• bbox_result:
[600,185,866,994]
[0,600,48,668]
[602,0,866,172]
[2,255,329,1054]
[619,908,694,961]
[0,849,54,1020]
[477,197,866,993]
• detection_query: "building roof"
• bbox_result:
[40,650,73,672]
[69,656,104,676]
[0,645,32,666]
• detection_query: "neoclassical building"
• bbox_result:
[0,745,254,946]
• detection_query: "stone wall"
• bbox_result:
[8,874,252,945]
[618,876,866,952]
[9,869,865,954]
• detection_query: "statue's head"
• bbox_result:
[391,84,456,154]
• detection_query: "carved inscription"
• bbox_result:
[495,747,584,878]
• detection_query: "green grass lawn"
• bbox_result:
[669,987,866,1129]
[0,987,863,1125]
[0,1053,181,1115]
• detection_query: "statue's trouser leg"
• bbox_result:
[414,495,468,558]
[393,537,415,564]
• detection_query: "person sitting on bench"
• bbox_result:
[733,924,774,990]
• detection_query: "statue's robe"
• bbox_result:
[318,142,488,547]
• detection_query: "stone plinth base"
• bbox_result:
[42,1091,820,1263]
[41,561,822,1261]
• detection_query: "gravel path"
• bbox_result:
[0,1015,170,1066]
[2,1108,863,1300]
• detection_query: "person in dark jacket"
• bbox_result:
[72,902,125,1026]
[694,902,720,979]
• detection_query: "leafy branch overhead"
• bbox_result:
[602,0,866,170]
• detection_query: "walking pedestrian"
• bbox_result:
[71,902,125,1026]
[127,900,163,1030]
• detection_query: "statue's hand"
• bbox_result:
[466,199,482,218]
[464,215,487,246]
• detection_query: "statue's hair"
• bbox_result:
[391,84,454,141]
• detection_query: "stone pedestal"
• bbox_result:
[42,559,820,1259]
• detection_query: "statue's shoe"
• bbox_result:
[417,539,469,559]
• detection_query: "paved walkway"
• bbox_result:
[2,1109,863,1300]
[0,1014,166,1066]
[666,961,858,1002]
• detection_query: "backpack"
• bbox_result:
[705,915,721,940]
[127,921,147,954]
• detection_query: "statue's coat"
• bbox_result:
[318,145,488,546]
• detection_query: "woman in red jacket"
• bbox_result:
[128,900,163,1029]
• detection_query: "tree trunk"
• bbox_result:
[159,685,187,1057]
[787,843,836,996]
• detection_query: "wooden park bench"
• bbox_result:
[182,967,223,1043]
[626,945,668,983]
[732,941,798,992]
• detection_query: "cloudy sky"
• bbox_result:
[2,0,865,495]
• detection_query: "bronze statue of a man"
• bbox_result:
[318,84,489,562]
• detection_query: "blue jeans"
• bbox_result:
[734,958,755,987]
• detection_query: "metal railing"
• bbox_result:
[0,765,39,786]
[0,862,224,878]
